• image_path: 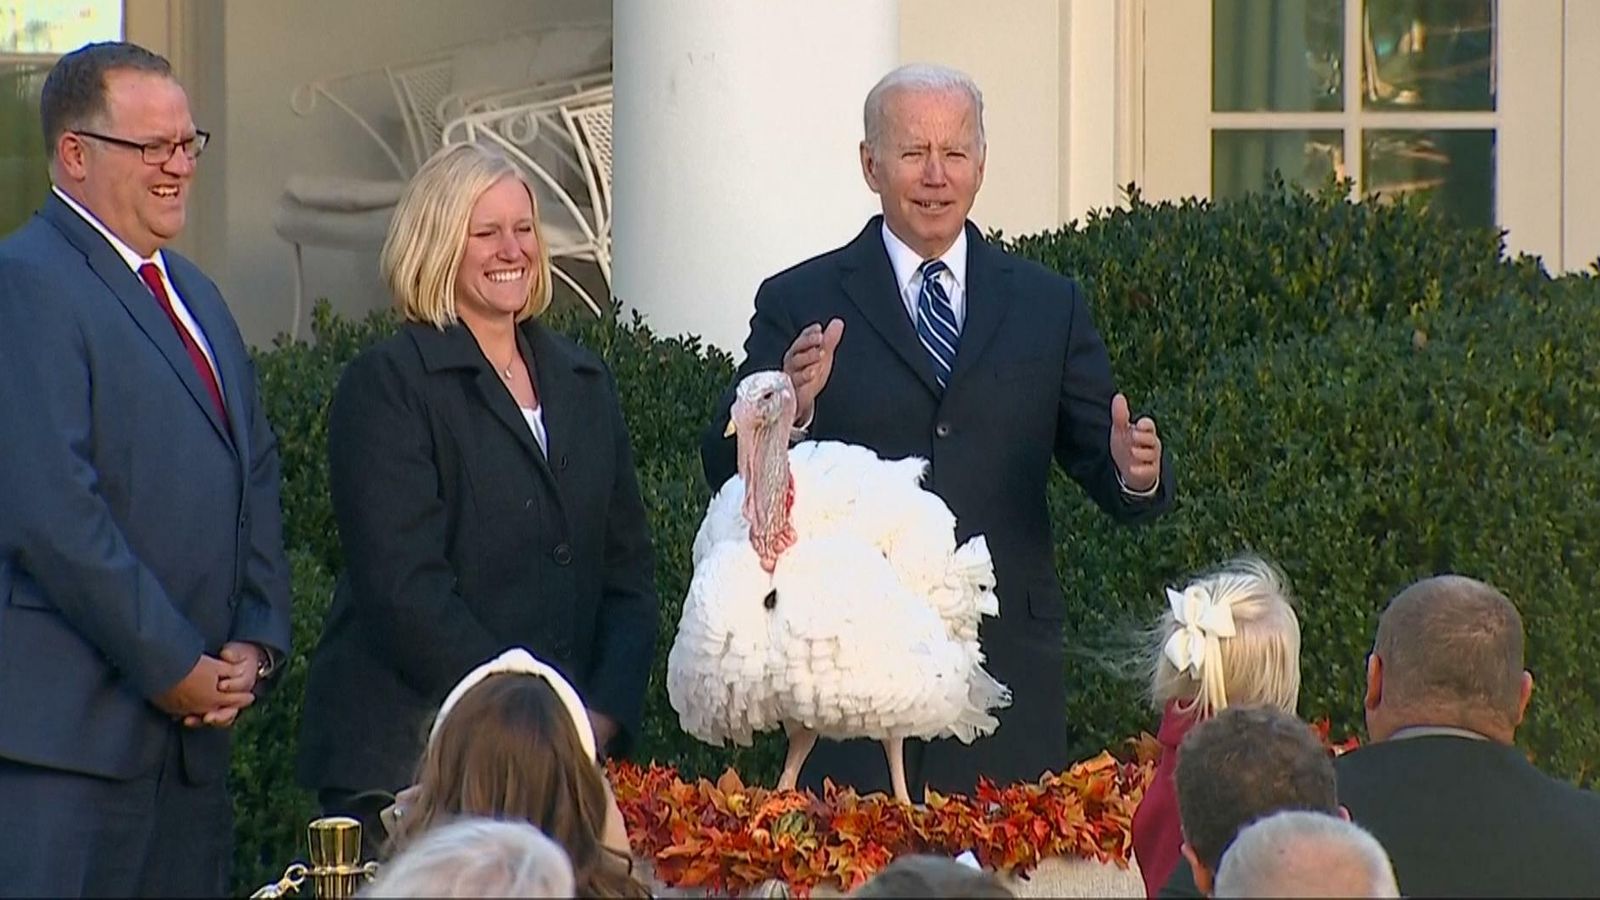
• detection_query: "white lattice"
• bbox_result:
[443,84,614,317]
[388,59,455,170]
[567,100,613,220]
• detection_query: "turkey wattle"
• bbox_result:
[667,370,1011,803]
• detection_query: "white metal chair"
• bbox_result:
[443,86,615,317]
[561,97,613,296]
[275,23,610,338]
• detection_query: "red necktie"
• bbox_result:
[137,262,229,427]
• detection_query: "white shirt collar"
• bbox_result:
[52,185,169,279]
[880,220,968,295]
[1389,724,1492,742]
[50,184,218,379]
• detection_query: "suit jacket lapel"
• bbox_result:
[42,196,232,447]
[165,262,240,451]
[839,217,941,397]
[411,321,575,510]
[949,223,1013,386]
[410,322,546,470]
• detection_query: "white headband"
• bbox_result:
[429,647,599,762]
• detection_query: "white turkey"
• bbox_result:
[667,370,1010,803]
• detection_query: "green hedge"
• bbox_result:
[232,184,1599,889]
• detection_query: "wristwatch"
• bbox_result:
[255,644,278,680]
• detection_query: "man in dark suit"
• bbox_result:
[1335,575,1600,897]
[1164,706,1342,897]
[0,42,291,895]
[700,63,1173,798]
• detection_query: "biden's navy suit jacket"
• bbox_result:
[701,217,1173,795]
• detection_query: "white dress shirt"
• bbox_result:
[881,221,968,329]
[879,220,1158,498]
[520,405,549,456]
[52,185,224,386]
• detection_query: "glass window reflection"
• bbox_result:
[1363,129,1495,226]
[1213,130,1346,200]
[1214,0,1345,112]
[1362,0,1495,110]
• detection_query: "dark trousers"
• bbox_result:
[317,787,395,862]
[0,729,232,898]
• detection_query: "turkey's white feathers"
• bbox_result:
[669,439,1011,750]
[667,542,784,747]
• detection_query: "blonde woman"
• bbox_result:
[296,144,658,855]
[1129,556,1301,897]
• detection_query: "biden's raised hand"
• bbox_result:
[1110,392,1161,493]
[782,318,845,428]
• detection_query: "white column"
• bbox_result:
[1065,0,1122,221]
[612,0,899,355]
[1565,0,1600,271]
[900,0,1067,239]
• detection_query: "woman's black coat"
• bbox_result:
[297,318,658,794]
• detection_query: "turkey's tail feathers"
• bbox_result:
[950,535,999,619]
[944,663,1013,743]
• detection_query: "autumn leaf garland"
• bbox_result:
[609,722,1358,896]
[608,743,1159,896]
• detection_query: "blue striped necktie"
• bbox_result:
[914,258,959,390]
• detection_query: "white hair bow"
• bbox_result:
[1162,584,1236,677]
[429,647,599,762]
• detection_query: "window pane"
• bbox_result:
[1363,129,1494,226]
[1213,130,1345,200]
[1214,0,1344,112]
[1,1,123,53]
[0,61,50,236]
[1362,0,1495,110]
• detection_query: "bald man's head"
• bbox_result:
[1367,575,1532,742]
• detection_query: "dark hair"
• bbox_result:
[1174,705,1337,870]
[40,41,172,159]
[1374,575,1525,722]
[390,674,648,898]
[848,855,1013,898]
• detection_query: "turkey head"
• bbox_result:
[727,370,798,572]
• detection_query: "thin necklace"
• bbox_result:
[497,351,517,383]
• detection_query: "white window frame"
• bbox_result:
[1138,0,1564,268]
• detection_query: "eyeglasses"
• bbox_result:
[73,129,211,165]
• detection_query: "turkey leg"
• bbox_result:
[777,724,818,792]
[883,736,912,805]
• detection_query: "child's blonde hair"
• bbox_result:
[1147,555,1301,719]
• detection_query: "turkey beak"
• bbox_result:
[724,418,737,438]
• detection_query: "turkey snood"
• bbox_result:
[731,372,798,572]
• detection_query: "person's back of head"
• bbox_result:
[1175,705,1338,892]
[1366,574,1532,743]
[363,817,574,898]
[395,664,649,897]
[1213,810,1398,898]
[848,854,1013,898]
[1149,555,1301,719]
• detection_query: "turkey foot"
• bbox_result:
[777,724,818,792]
